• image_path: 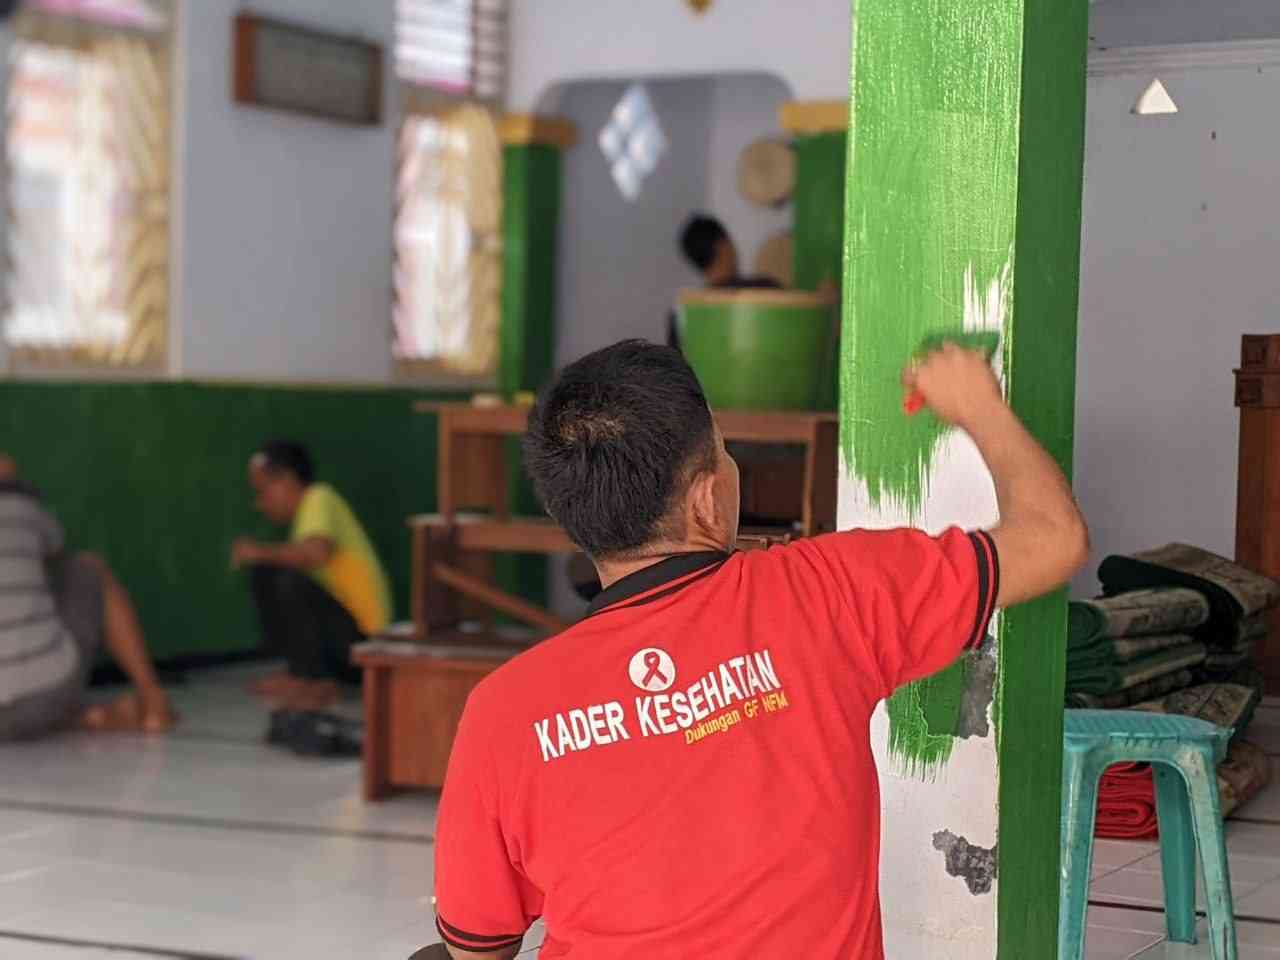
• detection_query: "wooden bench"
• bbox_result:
[353,638,527,798]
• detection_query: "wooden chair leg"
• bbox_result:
[362,666,391,802]
[411,524,430,641]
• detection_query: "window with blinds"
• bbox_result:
[23,0,166,30]
[393,104,502,377]
[395,0,507,101]
[392,0,507,379]
[3,0,171,367]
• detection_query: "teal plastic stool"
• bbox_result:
[1059,710,1237,960]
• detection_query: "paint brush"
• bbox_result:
[902,331,1002,415]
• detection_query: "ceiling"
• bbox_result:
[1090,0,1280,49]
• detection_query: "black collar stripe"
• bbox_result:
[586,551,729,618]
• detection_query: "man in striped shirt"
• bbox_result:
[0,454,173,738]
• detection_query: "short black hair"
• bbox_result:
[679,214,728,272]
[523,340,717,560]
[254,439,315,485]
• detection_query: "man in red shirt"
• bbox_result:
[433,339,1087,959]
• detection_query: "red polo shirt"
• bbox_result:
[434,527,999,959]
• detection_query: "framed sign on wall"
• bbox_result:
[233,12,382,126]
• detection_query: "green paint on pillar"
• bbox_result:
[843,0,1087,955]
[842,0,1022,517]
[498,142,565,606]
[884,659,967,777]
[500,143,561,397]
[792,131,847,292]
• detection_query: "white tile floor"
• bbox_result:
[0,666,1274,958]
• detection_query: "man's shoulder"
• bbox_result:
[463,619,618,737]
[302,483,358,518]
[304,482,341,504]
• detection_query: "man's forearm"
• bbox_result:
[254,539,329,571]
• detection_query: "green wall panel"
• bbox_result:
[0,380,455,660]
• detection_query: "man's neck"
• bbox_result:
[595,538,728,591]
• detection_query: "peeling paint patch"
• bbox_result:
[956,648,997,739]
[932,830,997,895]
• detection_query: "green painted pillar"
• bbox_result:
[497,116,576,606]
[498,114,575,397]
[780,101,848,293]
[837,2,1088,957]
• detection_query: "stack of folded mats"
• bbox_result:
[1066,586,1211,709]
[1098,542,1280,691]
[1075,542,1280,838]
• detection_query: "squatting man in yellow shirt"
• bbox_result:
[231,440,392,711]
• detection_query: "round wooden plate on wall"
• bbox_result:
[753,229,794,288]
[738,138,796,208]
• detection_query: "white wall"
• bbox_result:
[509,0,850,111]
[553,77,714,366]
[1073,53,1280,590]
[706,75,792,274]
[176,0,397,382]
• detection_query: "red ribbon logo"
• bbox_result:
[642,651,669,687]
[629,647,675,692]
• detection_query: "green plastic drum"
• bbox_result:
[677,289,839,410]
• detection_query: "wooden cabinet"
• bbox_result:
[1234,335,1280,694]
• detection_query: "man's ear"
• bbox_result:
[686,469,719,539]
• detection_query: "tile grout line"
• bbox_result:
[1088,897,1280,927]
[1230,815,1280,827]
[0,928,246,960]
[0,797,434,846]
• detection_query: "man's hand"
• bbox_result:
[904,342,1089,608]
[901,342,1003,428]
[231,536,333,572]
[230,537,264,569]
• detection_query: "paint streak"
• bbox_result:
[884,662,966,778]
[933,830,998,896]
[841,0,1021,518]
[843,0,1021,785]
[884,639,997,779]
